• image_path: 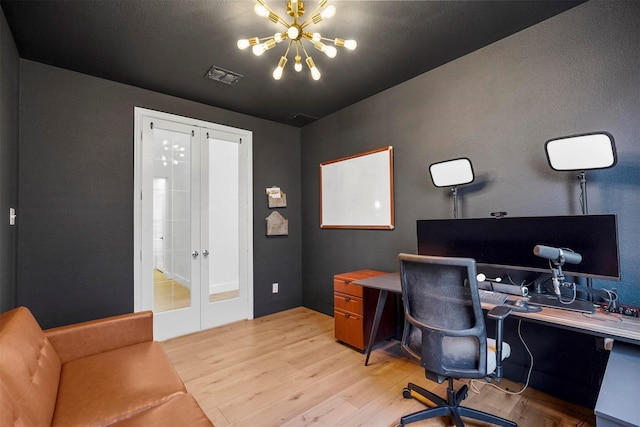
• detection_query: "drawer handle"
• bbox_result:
[344,297,350,302]
[345,280,352,284]
[344,313,350,318]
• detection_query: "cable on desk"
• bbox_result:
[470,319,534,396]
[557,282,577,305]
[601,288,618,307]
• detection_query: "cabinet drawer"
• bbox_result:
[334,279,363,297]
[334,309,365,350]
[334,292,363,314]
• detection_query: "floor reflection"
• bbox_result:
[154,269,190,312]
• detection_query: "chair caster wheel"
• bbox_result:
[402,388,411,399]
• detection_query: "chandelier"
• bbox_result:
[237,0,357,81]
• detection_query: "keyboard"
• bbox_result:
[478,289,509,305]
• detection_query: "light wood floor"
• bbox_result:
[162,307,596,427]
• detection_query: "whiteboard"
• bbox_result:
[320,146,394,229]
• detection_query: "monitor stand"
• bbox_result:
[528,293,595,314]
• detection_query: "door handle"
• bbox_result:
[203,250,209,257]
[192,251,199,258]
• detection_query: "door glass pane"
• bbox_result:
[207,138,239,303]
[153,129,192,312]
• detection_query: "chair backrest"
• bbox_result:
[399,253,488,382]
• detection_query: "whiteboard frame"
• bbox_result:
[319,146,394,229]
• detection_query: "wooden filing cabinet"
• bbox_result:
[334,270,396,351]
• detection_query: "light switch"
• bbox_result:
[9,208,16,226]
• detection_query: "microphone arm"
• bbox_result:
[533,245,582,298]
[551,264,564,297]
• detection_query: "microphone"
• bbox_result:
[533,245,582,265]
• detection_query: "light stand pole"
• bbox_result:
[578,171,588,215]
[451,187,459,219]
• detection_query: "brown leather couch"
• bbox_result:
[0,306,213,427]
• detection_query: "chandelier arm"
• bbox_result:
[299,0,332,29]
[283,40,293,58]
[271,14,291,28]
[256,1,290,27]
[298,18,314,30]
[299,41,312,59]
[299,1,326,26]
[320,36,342,44]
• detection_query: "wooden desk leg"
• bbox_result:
[365,289,388,366]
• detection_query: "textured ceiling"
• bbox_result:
[1,0,584,126]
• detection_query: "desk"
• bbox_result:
[355,272,640,366]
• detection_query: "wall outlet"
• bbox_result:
[272,282,278,293]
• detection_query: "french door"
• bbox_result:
[134,108,253,340]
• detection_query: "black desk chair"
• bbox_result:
[397,253,517,427]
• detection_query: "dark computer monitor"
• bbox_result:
[416,215,620,281]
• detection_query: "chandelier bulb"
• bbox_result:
[294,55,303,72]
[320,5,336,19]
[313,40,335,58]
[324,45,337,58]
[287,25,300,40]
[258,38,277,54]
[254,4,269,18]
[291,0,299,17]
[312,32,321,42]
[237,37,259,50]
[306,57,321,80]
[252,44,266,56]
[334,38,357,50]
[272,56,288,80]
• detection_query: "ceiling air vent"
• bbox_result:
[287,113,318,127]
[205,66,243,85]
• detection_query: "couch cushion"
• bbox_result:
[52,341,186,427]
[111,393,213,427]
[0,307,61,427]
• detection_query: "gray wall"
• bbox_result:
[0,9,19,312]
[301,0,640,315]
[17,60,302,328]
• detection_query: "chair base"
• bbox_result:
[397,380,517,427]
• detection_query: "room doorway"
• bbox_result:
[134,108,253,340]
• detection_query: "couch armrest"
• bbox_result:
[45,311,153,363]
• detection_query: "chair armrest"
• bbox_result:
[45,311,153,363]
[488,305,513,321]
[487,306,513,379]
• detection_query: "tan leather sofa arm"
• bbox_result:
[45,311,154,364]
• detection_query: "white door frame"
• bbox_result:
[133,107,253,340]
